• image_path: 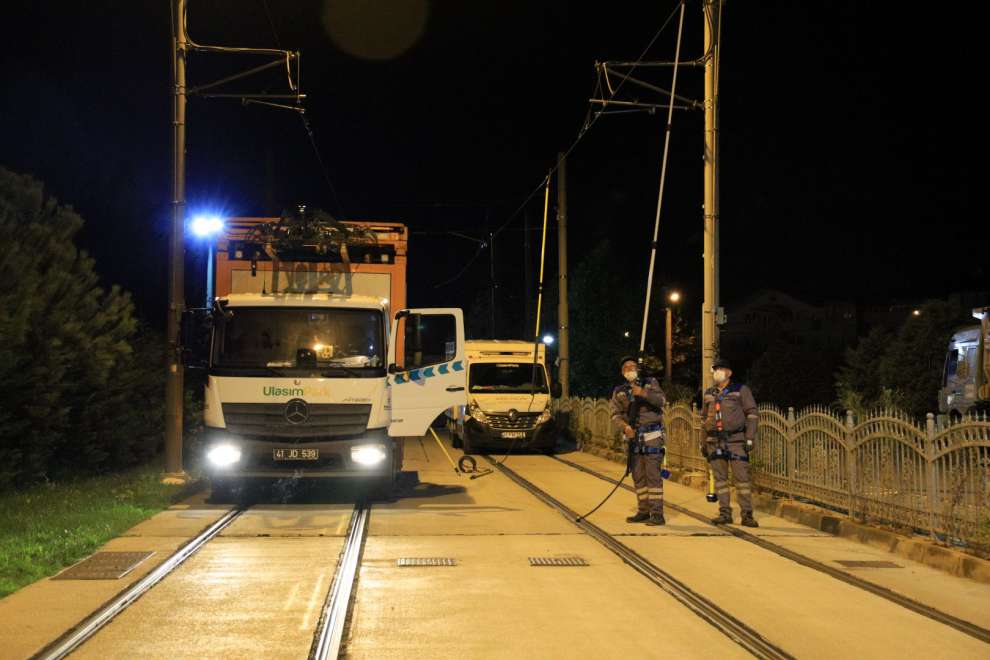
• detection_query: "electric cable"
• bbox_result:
[489,0,687,241]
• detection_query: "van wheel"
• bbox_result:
[462,434,478,455]
[452,433,463,449]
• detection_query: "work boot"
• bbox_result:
[740,513,759,528]
[645,513,666,526]
[626,511,650,523]
[710,512,733,525]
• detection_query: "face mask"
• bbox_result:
[713,369,729,384]
[623,370,639,383]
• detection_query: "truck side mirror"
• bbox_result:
[180,308,212,370]
[551,382,563,398]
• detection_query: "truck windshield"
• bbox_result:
[469,363,548,394]
[212,307,384,377]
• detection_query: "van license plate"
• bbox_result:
[273,448,319,461]
[501,431,526,439]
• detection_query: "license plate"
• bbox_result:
[501,431,526,439]
[273,448,319,461]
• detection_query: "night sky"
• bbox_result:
[2,1,983,336]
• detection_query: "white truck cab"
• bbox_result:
[447,340,560,455]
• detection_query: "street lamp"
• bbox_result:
[189,214,225,307]
[542,334,555,345]
[665,291,682,389]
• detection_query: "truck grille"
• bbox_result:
[222,402,371,438]
[487,412,540,430]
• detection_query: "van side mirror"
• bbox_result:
[551,382,563,398]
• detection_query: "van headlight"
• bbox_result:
[468,401,488,424]
[537,408,552,425]
[351,444,387,466]
[207,444,241,467]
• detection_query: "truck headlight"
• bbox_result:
[207,444,241,467]
[537,408,552,425]
[351,444,387,466]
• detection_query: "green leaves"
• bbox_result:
[0,168,156,489]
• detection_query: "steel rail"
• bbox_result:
[34,508,244,660]
[484,456,794,660]
[552,455,990,645]
[309,501,370,660]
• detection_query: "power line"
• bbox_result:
[490,0,687,241]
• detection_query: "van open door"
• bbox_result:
[387,308,466,437]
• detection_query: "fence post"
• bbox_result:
[845,410,856,518]
[925,413,938,541]
[786,407,796,499]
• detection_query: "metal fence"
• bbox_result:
[554,397,990,549]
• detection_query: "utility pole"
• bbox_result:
[164,0,301,484]
[701,0,719,391]
[523,209,534,337]
[665,305,673,389]
[556,152,570,398]
[164,0,188,483]
[489,228,497,337]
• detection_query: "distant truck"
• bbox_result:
[446,340,561,455]
[183,215,467,498]
[939,307,990,420]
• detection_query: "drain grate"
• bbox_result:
[834,560,902,569]
[53,551,155,580]
[396,557,457,567]
[529,556,589,567]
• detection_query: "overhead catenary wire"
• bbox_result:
[489,0,687,241]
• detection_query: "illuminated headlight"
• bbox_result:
[351,444,387,466]
[468,402,488,424]
[207,444,241,467]
[537,408,552,425]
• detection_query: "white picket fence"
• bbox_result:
[554,397,990,549]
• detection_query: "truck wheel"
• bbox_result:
[369,474,396,502]
[209,479,233,504]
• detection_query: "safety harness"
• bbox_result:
[707,383,748,463]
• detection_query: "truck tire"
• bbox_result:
[208,478,234,504]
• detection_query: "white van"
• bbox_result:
[447,340,561,454]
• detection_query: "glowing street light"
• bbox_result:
[542,334,555,345]
[190,214,224,238]
[912,309,921,317]
[669,290,681,304]
[188,214,225,306]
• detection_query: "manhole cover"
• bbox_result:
[53,551,155,580]
[834,560,901,569]
[396,557,457,567]
[529,556,589,567]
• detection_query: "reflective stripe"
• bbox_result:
[714,481,728,489]
[716,487,730,495]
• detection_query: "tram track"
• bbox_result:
[551,453,990,645]
[483,455,795,660]
[33,508,245,660]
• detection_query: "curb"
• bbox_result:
[579,444,990,585]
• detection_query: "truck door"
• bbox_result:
[387,308,466,437]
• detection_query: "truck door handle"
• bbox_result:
[446,386,465,392]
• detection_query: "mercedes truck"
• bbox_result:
[183,214,467,497]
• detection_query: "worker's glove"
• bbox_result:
[744,439,754,454]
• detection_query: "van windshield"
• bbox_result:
[469,362,548,394]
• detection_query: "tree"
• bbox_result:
[0,168,157,488]
[749,339,839,410]
[835,300,969,418]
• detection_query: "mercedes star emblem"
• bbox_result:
[285,398,309,425]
